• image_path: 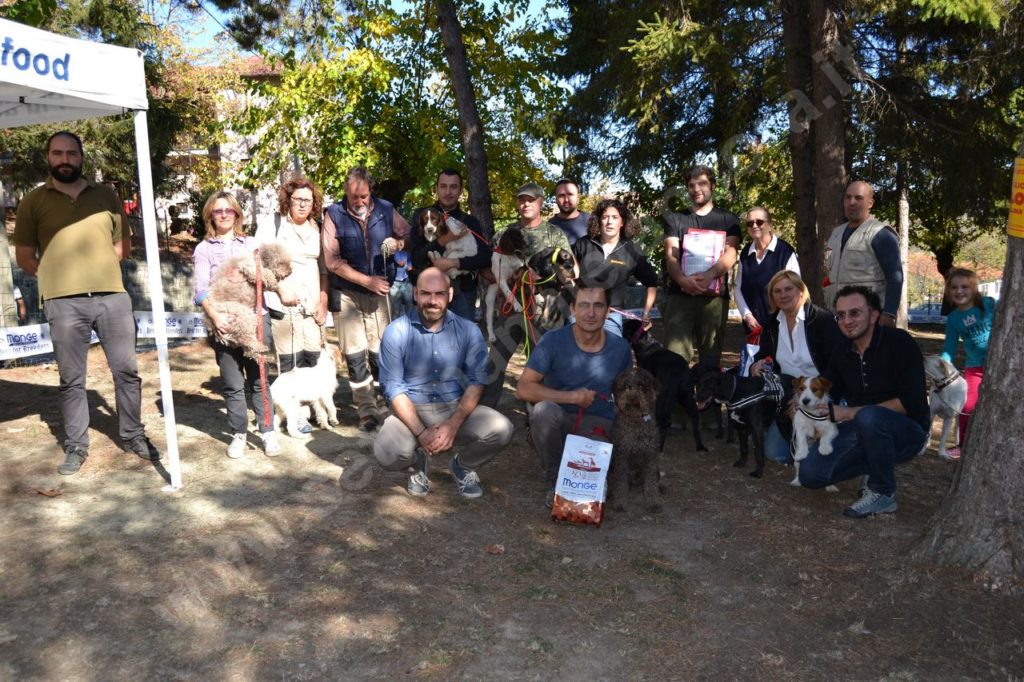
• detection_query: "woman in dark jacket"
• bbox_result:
[750,270,844,463]
[572,198,659,336]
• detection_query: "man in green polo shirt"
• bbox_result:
[13,131,159,475]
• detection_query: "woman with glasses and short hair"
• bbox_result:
[734,207,800,334]
[749,270,844,464]
[254,177,327,374]
[193,191,287,458]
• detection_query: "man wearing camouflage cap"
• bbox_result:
[481,182,572,409]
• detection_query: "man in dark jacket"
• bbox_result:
[407,169,492,321]
[797,285,929,518]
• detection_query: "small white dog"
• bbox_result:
[420,208,478,279]
[485,228,527,343]
[271,346,340,438]
[791,375,839,489]
[923,355,968,460]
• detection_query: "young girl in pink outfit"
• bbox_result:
[939,268,997,460]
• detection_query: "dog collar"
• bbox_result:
[796,407,829,422]
[934,370,960,392]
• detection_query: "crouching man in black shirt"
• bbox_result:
[798,285,929,518]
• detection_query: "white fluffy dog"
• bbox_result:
[791,376,839,488]
[271,346,340,438]
[923,355,968,460]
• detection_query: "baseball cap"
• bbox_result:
[516,182,545,199]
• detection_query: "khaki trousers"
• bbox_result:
[333,290,390,418]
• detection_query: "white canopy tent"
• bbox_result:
[0,17,182,489]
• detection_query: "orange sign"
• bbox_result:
[1010,158,1024,239]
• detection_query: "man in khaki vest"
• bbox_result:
[823,181,902,326]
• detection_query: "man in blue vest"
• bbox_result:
[322,167,411,432]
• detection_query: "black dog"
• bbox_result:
[621,319,708,453]
[609,368,663,513]
[695,370,783,479]
[527,246,577,329]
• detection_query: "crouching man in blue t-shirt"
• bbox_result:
[375,267,514,499]
[516,285,633,508]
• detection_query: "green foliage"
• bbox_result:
[230,0,558,215]
[0,0,58,27]
[853,0,1024,269]
[550,1,782,206]
[910,0,1007,28]
[0,1,228,199]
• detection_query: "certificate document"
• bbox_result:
[681,228,726,294]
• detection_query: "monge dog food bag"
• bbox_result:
[551,434,613,527]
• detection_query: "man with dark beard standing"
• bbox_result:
[13,131,159,475]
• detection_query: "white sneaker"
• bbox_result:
[261,431,283,457]
[227,433,247,459]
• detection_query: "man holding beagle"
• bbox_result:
[407,169,492,321]
[797,285,929,518]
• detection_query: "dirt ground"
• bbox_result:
[1,321,1022,681]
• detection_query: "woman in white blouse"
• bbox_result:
[749,270,843,463]
[254,177,328,373]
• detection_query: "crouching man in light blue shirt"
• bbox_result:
[374,267,514,498]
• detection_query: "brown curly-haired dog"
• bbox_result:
[205,243,292,359]
[609,367,663,514]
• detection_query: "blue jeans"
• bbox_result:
[764,421,791,464]
[798,406,927,496]
[448,283,476,321]
[603,312,623,337]
[388,280,414,318]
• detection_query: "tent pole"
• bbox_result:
[134,109,182,490]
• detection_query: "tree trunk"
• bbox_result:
[912,232,1024,592]
[934,245,955,279]
[781,0,820,303]
[896,158,910,329]
[809,0,847,295]
[435,0,495,240]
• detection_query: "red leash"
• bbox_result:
[253,249,272,428]
[572,393,610,435]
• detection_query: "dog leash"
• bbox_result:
[253,249,273,428]
[726,370,785,418]
[573,393,610,435]
[441,212,490,247]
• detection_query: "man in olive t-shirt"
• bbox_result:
[13,131,159,475]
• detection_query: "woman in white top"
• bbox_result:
[254,177,328,374]
[749,270,843,463]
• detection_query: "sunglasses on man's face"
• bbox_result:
[745,219,767,227]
